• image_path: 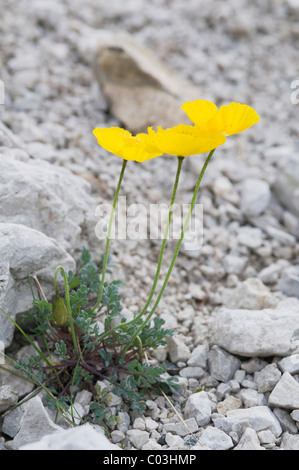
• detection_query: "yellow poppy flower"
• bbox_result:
[93,127,163,162]
[181,100,260,136]
[147,124,226,157]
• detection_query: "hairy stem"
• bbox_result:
[121,149,216,358]
[91,159,127,314]
[96,156,184,342]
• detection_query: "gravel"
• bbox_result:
[0,0,299,451]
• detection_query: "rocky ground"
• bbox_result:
[1,0,299,450]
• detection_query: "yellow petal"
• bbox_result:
[181,100,218,128]
[93,127,163,162]
[93,127,130,157]
[181,99,260,137]
[217,102,261,136]
[148,125,226,157]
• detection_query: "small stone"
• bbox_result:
[241,358,268,374]
[108,393,122,407]
[126,430,150,449]
[280,432,299,450]
[240,389,266,408]
[290,409,299,422]
[133,417,146,430]
[217,397,242,415]
[187,344,209,368]
[163,418,198,437]
[167,336,191,363]
[257,430,277,445]
[142,439,162,450]
[233,370,246,382]
[184,391,212,427]
[240,178,271,216]
[226,278,277,310]
[222,254,247,275]
[241,379,258,390]
[74,390,93,408]
[179,366,205,379]
[237,226,264,249]
[165,432,184,448]
[234,428,265,450]
[117,412,130,434]
[208,345,241,382]
[144,417,159,432]
[278,354,299,374]
[216,382,231,399]
[188,283,207,301]
[268,372,299,409]
[198,426,234,450]
[111,430,125,443]
[273,408,298,433]
[255,363,282,393]
[227,379,241,393]
[212,176,239,204]
[226,406,282,437]
[0,385,18,412]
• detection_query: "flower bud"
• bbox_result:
[53,296,68,326]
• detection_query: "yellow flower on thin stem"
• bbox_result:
[147,124,226,157]
[181,99,260,137]
[92,127,163,162]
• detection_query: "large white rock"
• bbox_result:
[12,396,63,449]
[208,298,299,357]
[0,154,97,254]
[95,32,200,134]
[0,223,75,346]
[20,422,120,450]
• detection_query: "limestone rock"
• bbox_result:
[208,298,299,357]
[12,396,63,449]
[95,33,200,133]
[226,278,278,310]
[0,223,75,347]
[198,426,234,450]
[268,372,299,409]
[234,428,265,450]
[225,406,282,437]
[208,345,241,382]
[184,391,212,426]
[0,385,18,413]
[19,423,120,450]
[0,153,97,254]
[167,335,191,363]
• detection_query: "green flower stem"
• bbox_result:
[121,148,216,358]
[91,159,127,314]
[54,266,79,357]
[138,156,184,318]
[96,156,184,342]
